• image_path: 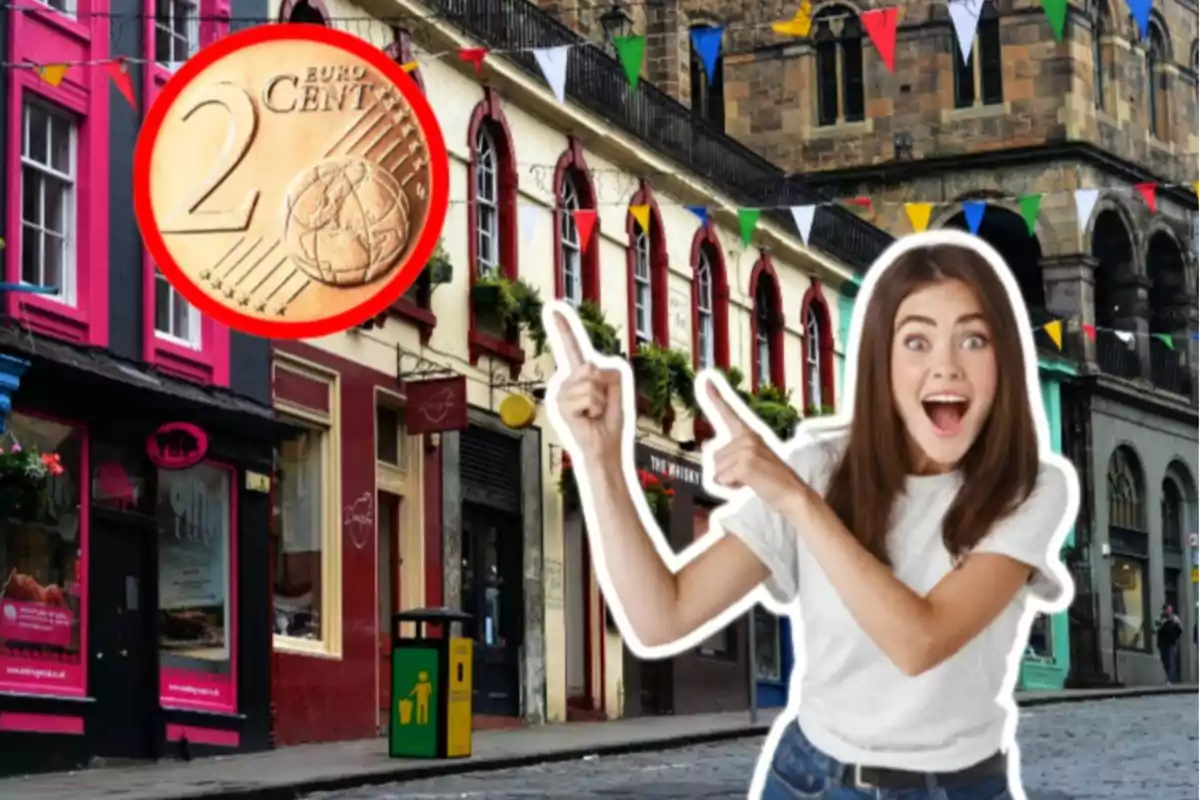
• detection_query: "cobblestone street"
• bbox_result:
[307,696,1198,800]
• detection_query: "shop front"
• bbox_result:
[0,333,282,777]
[621,442,750,717]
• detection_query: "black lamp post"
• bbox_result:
[600,0,632,49]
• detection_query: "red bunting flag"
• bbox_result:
[862,8,899,73]
[459,48,488,75]
[1081,323,1097,342]
[572,209,597,252]
[1134,182,1156,213]
[105,59,137,110]
[847,196,873,209]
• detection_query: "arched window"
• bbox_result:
[696,252,715,367]
[474,127,499,276]
[553,139,599,305]
[625,183,668,352]
[952,0,1003,108]
[814,6,865,127]
[1107,446,1148,651]
[690,226,729,372]
[1092,0,1108,110]
[749,257,784,390]
[799,282,835,413]
[1147,23,1169,140]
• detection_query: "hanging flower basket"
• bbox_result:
[559,464,675,521]
[0,445,63,524]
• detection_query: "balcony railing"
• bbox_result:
[1150,343,1194,397]
[422,0,894,272]
[1094,331,1141,380]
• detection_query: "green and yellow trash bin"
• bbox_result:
[388,607,474,759]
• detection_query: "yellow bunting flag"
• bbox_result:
[401,61,419,73]
[905,202,933,232]
[772,0,813,37]
[36,64,69,87]
[1043,320,1063,350]
[629,204,651,233]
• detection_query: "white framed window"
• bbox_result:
[805,306,823,408]
[559,177,582,306]
[474,127,498,277]
[155,0,200,65]
[37,0,76,17]
[696,249,714,370]
[155,268,201,348]
[633,225,652,343]
[21,99,76,306]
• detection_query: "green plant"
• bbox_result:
[427,238,453,286]
[717,368,801,441]
[805,404,836,418]
[470,273,548,355]
[576,301,622,357]
[559,463,674,519]
[0,444,63,522]
[631,342,696,423]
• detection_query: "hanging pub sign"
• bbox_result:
[404,376,468,435]
[147,422,210,470]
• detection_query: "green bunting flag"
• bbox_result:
[737,209,761,245]
[1154,333,1174,350]
[613,35,646,91]
[1018,194,1042,236]
[1040,0,1067,41]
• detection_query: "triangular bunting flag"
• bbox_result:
[401,61,419,73]
[737,209,761,246]
[772,0,813,37]
[948,0,984,64]
[629,204,651,233]
[1114,330,1135,344]
[1043,320,1063,350]
[905,202,933,232]
[459,47,488,75]
[1153,333,1174,350]
[690,26,724,84]
[791,205,816,245]
[1041,0,1068,41]
[862,8,899,73]
[1135,182,1156,213]
[613,35,646,91]
[962,200,986,234]
[1127,0,1151,39]
[519,204,540,243]
[572,209,596,252]
[685,205,708,226]
[1081,323,1096,341]
[36,64,69,88]
[105,60,137,110]
[532,46,570,103]
[1018,194,1042,235]
[1074,189,1099,233]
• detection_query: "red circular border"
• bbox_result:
[133,24,450,341]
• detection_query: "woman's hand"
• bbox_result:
[548,309,626,461]
[706,381,809,513]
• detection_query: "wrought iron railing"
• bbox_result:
[422,0,894,272]
[1150,343,1194,397]
[1094,331,1141,380]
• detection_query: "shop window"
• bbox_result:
[1161,476,1183,552]
[376,404,405,468]
[0,412,85,698]
[273,425,340,655]
[693,505,734,657]
[21,98,77,306]
[155,0,199,65]
[753,606,782,681]
[1107,446,1148,651]
[1026,615,1051,658]
[952,1,1003,109]
[157,463,236,712]
[813,6,865,127]
[1110,555,1148,650]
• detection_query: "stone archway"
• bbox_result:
[1090,209,1142,379]
[1146,229,1194,396]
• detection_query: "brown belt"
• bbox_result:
[835,751,1007,791]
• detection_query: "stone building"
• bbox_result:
[547,0,1198,686]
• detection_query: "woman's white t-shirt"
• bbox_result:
[721,432,1070,772]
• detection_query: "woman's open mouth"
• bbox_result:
[922,394,970,437]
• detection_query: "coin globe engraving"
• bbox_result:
[132,24,449,339]
[283,156,410,287]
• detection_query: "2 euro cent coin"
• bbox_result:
[133,24,449,339]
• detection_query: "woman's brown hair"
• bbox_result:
[823,244,1040,565]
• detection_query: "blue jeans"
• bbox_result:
[761,723,1013,800]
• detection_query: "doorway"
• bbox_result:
[460,502,522,717]
[88,508,158,759]
[376,491,401,732]
[563,511,597,717]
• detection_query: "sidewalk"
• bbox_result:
[0,685,1191,800]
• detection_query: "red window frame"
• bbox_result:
[749,254,785,391]
[466,88,523,373]
[552,137,600,304]
[625,180,669,355]
[800,280,836,412]
[690,224,730,443]
[140,0,231,386]
[5,0,110,346]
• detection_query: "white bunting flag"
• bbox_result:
[1074,189,1099,234]
[948,0,984,64]
[519,203,541,243]
[1114,330,1135,345]
[791,205,816,246]
[532,46,570,104]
